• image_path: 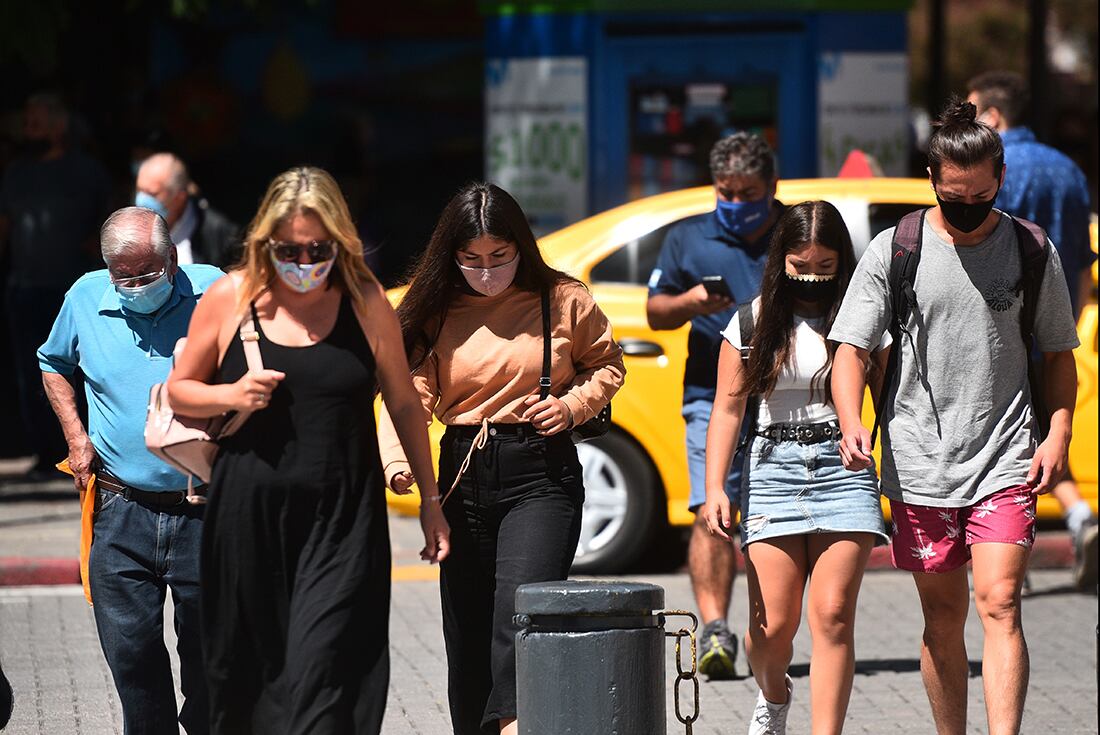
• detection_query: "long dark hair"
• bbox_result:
[396,182,577,369]
[738,200,856,403]
[927,96,1004,182]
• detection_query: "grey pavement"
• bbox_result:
[0,477,82,562]
[0,514,1097,734]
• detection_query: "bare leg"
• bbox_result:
[689,511,737,623]
[744,536,808,704]
[912,566,970,735]
[804,533,875,735]
[971,542,1030,735]
[499,717,517,734]
[1051,479,1084,512]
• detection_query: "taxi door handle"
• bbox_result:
[619,339,664,357]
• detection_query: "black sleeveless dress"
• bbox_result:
[201,296,390,735]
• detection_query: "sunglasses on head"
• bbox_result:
[266,239,338,263]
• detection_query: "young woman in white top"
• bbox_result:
[703,200,889,735]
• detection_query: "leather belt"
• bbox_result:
[96,471,205,510]
[756,421,842,445]
[449,422,542,440]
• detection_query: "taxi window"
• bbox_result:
[869,203,925,244]
[590,223,674,285]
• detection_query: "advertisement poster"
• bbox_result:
[628,80,777,200]
[485,57,587,234]
[818,52,909,177]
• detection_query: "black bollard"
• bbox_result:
[514,580,666,735]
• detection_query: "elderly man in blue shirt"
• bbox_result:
[968,70,1099,589]
[39,206,221,734]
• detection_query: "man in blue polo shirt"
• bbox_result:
[646,132,783,677]
[39,207,222,734]
[968,70,1099,589]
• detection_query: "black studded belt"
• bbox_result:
[756,421,842,445]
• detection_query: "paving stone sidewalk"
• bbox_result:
[1,516,1096,734]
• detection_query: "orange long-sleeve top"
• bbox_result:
[378,280,625,483]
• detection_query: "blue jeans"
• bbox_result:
[683,399,744,512]
[89,489,208,734]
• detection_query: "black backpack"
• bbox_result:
[871,209,1050,447]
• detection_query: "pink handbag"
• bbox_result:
[144,314,264,501]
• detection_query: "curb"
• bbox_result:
[0,534,1076,586]
[0,557,80,586]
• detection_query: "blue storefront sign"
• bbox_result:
[482,1,912,231]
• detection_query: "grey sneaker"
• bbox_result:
[697,619,738,679]
[1073,518,1098,590]
[747,674,793,735]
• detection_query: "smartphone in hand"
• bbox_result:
[701,275,733,299]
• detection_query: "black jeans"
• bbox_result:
[438,425,584,734]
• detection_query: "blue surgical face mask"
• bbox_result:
[116,272,174,314]
[715,196,771,237]
[134,191,170,221]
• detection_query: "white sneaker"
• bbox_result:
[747,674,793,735]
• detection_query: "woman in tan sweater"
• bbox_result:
[379,183,624,735]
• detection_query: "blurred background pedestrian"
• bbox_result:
[134,152,241,269]
[0,92,111,479]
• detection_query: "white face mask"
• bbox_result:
[456,254,520,297]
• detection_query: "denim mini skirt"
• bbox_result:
[739,435,889,549]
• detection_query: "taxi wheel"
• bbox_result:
[570,431,659,574]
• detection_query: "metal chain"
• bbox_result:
[662,609,700,734]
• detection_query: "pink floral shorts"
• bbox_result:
[889,484,1037,574]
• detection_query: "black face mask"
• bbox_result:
[785,273,838,304]
[935,189,998,233]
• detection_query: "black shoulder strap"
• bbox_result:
[1011,216,1051,438]
[1012,216,1049,316]
[737,302,755,363]
[872,209,926,448]
[540,288,552,401]
[736,302,758,451]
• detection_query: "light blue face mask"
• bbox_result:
[116,272,174,314]
[134,191,170,221]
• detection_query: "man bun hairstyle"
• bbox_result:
[967,70,1028,127]
[927,96,1004,182]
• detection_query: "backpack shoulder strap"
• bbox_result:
[887,209,924,327]
[872,209,926,448]
[735,302,759,451]
[1010,216,1051,438]
[737,302,755,363]
[1010,215,1049,334]
[1011,217,1049,280]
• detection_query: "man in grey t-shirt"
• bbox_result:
[829,100,1078,735]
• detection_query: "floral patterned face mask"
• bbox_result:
[270,252,335,293]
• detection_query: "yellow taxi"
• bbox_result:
[387,178,1099,573]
